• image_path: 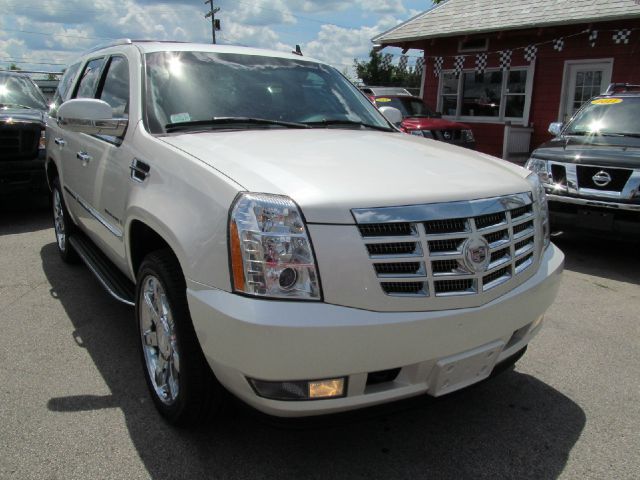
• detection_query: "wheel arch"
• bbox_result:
[127,216,187,280]
[45,157,59,191]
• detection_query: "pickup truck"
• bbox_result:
[46,40,564,426]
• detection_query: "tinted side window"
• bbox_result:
[75,57,106,99]
[99,56,129,117]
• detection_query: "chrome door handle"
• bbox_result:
[77,152,92,163]
[54,137,66,146]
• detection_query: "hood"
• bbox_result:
[0,107,45,125]
[401,117,469,131]
[161,129,530,224]
[533,136,640,169]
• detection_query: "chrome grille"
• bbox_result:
[353,192,539,298]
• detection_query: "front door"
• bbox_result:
[561,60,613,121]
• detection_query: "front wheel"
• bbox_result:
[136,249,225,426]
[51,177,79,263]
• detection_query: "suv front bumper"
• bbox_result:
[0,151,47,195]
[187,243,564,417]
[548,194,640,234]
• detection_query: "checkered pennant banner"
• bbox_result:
[475,53,487,74]
[397,55,408,72]
[612,29,631,44]
[380,53,393,69]
[588,30,598,47]
[454,55,465,77]
[414,56,424,74]
[524,44,537,63]
[433,56,444,77]
[499,49,512,71]
[553,38,564,52]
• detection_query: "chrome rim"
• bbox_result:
[139,275,180,405]
[53,188,66,251]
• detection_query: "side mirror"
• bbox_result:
[378,106,403,126]
[548,122,564,137]
[57,99,128,137]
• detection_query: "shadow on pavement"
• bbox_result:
[552,231,640,286]
[0,192,51,236]
[41,241,585,480]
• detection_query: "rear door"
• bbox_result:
[81,54,133,267]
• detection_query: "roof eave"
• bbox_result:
[375,12,640,46]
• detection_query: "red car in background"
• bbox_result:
[371,94,476,149]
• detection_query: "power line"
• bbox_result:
[0,26,112,41]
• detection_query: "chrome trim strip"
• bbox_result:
[352,192,533,224]
[64,185,124,239]
[547,194,640,212]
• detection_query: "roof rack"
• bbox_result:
[605,83,640,95]
[84,38,132,55]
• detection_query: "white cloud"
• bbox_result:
[303,14,404,73]
[356,0,406,14]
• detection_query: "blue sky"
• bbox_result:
[0,0,432,77]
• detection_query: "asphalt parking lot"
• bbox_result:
[1,199,638,480]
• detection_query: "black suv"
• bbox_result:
[0,71,49,196]
[526,83,640,235]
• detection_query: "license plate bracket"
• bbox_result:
[429,341,504,397]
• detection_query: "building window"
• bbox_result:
[438,66,533,124]
[458,38,488,53]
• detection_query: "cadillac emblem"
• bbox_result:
[592,170,612,188]
[462,235,491,273]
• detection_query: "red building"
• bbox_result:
[373,0,640,159]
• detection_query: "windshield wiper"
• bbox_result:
[165,117,310,133]
[303,119,393,132]
[600,132,640,138]
[0,103,33,109]
[567,131,639,138]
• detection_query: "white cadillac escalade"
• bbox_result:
[46,40,564,426]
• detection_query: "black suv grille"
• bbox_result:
[576,166,632,192]
[0,125,40,160]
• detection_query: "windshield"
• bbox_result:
[564,97,640,136]
[144,51,390,134]
[375,97,434,118]
[0,73,48,110]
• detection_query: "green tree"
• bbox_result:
[9,63,21,71]
[354,49,422,88]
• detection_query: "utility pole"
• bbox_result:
[204,1,220,44]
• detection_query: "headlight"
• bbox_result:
[409,129,433,138]
[524,157,550,184]
[526,173,550,249]
[461,129,474,142]
[229,193,321,300]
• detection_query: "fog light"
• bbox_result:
[249,377,347,401]
[309,378,345,399]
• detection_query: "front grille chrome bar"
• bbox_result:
[353,192,539,298]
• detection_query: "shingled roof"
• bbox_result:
[373,0,640,45]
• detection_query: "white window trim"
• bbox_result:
[437,62,535,126]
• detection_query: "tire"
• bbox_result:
[136,249,225,426]
[51,177,79,263]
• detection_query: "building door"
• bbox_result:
[560,60,613,121]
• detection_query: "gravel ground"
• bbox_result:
[0,200,638,480]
